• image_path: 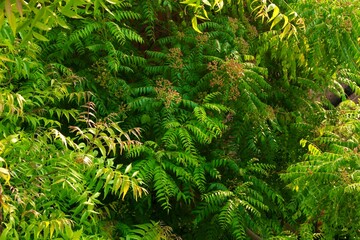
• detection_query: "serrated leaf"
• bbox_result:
[56,17,69,29]
[72,228,83,240]
[94,139,106,157]
[60,7,83,19]
[124,164,132,174]
[35,21,51,31]
[33,31,49,41]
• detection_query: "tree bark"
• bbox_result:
[246,228,262,240]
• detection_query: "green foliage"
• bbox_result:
[192,159,285,239]
[0,123,145,238]
[1,0,360,239]
[127,91,230,212]
[282,101,360,239]
[121,221,181,240]
[251,0,305,39]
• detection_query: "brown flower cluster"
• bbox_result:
[177,31,185,39]
[207,60,219,72]
[247,24,259,39]
[208,58,244,100]
[196,33,209,46]
[208,61,225,88]
[155,78,182,108]
[228,17,239,33]
[223,58,244,81]
[92,61,125,98]
[167,48,184,69]
[237,37,250,55]
[341,17,352,32]
[93,60,111,88]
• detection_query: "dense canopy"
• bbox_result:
[0,0,359,239]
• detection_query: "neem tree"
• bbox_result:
[0,0,359,239]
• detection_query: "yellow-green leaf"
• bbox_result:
[15,0,23,17]
[121,179,130,200]
[0,55,15,63]
[280,23,291,40]
[270,14,283,30]
[100,1,115,16]
[60,7,83,19]
[282,15,289,29]
[195,14,207,20]
[35,21,51,31]
[203,8,209,20]
[268,5,280,22]
[214,0,224,12]
[33,31,49,41]
[94,139,106,156]
[132,171,139,177]
[49,224,55,239]
[113,175,123,193]
[124,164,132,174]
[191,16,202,33]
[0,167,10,185]
[202,0,211,6]
[288,11,298,22]
[5,0,16,36]
[266,3,276,13]
[56,17,69,29]
[105,171,114,187]
[72,228,83,240]
[106,0,120,4]
[181,0,198,5]
[300,139,307,148]
[0,9,4,27]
